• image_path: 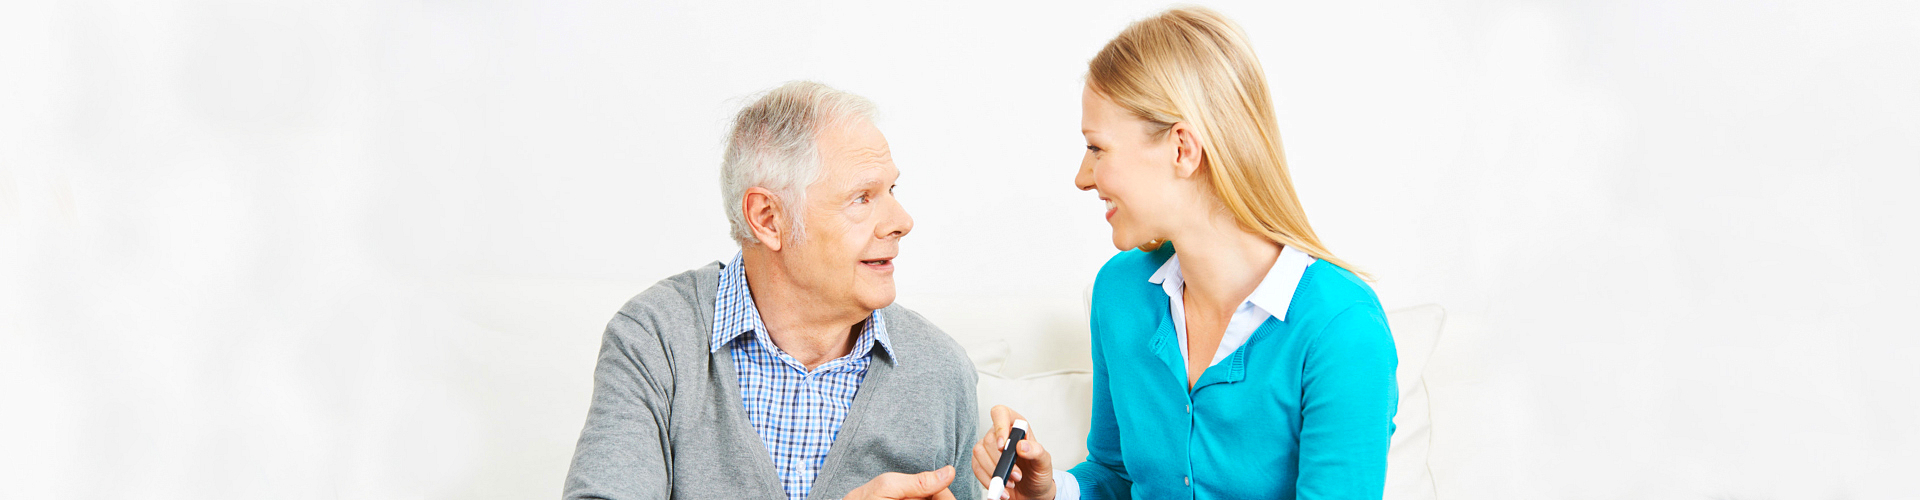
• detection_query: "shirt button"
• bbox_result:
[1184,476,1190,485]
[1185,404,1191,413]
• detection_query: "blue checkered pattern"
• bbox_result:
[712,253,893,500]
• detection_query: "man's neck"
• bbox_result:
[740,248,869,371]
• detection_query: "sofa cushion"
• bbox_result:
[973,368,1094,471]
[1383,304,1445,500]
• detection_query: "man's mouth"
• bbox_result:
[860,258,894,267]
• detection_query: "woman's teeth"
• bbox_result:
[1105,200,1117,210]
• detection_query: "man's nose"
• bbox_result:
[881,194,913,239]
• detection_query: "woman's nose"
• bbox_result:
[1075,159,1096,191]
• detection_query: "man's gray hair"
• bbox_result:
[722,81,878,245]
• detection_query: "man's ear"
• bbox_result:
[1169,122,1205,179]
[742,187,786,252]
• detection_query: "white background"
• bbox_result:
[4,0,1917,498]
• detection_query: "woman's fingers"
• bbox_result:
[979,405,1052,496]
[1009,439,1056,498]
[989,405,1033,443]
[975,436,1001,469]
[989,405,1015,443]
[970,441,993,485]
[1017,440,1052,468]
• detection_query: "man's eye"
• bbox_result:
[855,194,870,204]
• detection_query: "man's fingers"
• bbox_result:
[851,467,960,500]
[887,465,954,497]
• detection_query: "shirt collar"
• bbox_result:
[1147,244,1317,321]
[712,253,895,361]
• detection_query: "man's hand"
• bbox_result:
[970,405,1056,500]
[842,465,959,500]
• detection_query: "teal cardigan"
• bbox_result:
[1068,247,1398,499]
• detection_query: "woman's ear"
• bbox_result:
[1169,122,1205,179]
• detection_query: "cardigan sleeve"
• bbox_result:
[1295,305,1399,500]
[951,363,984,500]
[563,312,676,500]
[1067,297,1134,500]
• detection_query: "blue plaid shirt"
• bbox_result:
[712,253,893,500]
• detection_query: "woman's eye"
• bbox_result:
[1086,145,1102,153]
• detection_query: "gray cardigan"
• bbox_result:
[563,262,981,500]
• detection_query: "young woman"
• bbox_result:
[972,7,1398,500]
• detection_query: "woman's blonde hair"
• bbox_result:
[1089,6,1368,279]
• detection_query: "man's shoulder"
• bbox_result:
[878,303,976,378]
[609,261,722,346]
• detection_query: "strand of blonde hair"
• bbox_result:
[1089,6,1370,280]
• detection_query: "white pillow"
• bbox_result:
[972,369,1094,471]
[959,338,1011,375]
[1383,304,1446,500]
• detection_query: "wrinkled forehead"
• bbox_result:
[815,119,898,186]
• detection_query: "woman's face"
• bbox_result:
[1076,85,1184,251]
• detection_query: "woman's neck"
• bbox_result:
[1169,212,1282,317]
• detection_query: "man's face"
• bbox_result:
[785,118,913,313]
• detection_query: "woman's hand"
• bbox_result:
[970,405,1057,500]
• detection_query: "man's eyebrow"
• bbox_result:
[846,177,886,192]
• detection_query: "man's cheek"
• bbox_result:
[844,204,873,224]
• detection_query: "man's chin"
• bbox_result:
[854,288,896,312]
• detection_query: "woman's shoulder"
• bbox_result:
[1291,259,1385,320]
[1291,260,1397,366]
[1091,246,1175,302]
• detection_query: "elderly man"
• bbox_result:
[563,81,979,500]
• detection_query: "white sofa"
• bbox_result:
[443,276,1458,499]
[963,303,1449,500]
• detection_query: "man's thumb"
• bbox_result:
[899,466,955,496]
